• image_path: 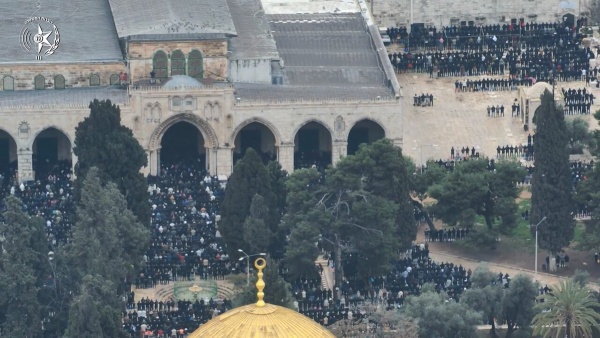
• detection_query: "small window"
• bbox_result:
[34,75,45,90]
[172,96,182,107]
[89,74,100,86]
[2,76,14,91]
[54,75,65,90]
[185,96,194,107]
[109,74,120,85]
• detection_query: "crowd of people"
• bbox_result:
[413,93,434,106]
[424,228,470,242]
[450,146,480,160]
[562,87,595,115]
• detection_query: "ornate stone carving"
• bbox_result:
[18,121,30,140]
[149,113,218,150]
[212,102,222,119]
[204,102,213,119]
[145,102,161,123]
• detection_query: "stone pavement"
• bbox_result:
[399,74,599,165]
[429,249,600,291]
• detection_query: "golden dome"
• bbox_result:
[188,258,336,338]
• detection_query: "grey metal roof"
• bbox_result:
[0,0,123,63]
[0,87,128,109]
[267,13,388,90]
[234,83,393,101]
[226,0,279,60]
[107,0,236,39]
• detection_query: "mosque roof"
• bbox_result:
[188,258,335,338]
[0,0,123,64]
[107,0,236,40]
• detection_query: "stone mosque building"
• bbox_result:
[0,0,402,182]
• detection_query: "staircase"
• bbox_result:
[316,256,335,291]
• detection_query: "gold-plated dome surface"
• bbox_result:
[188,257,335,338]
[187,302,336,338]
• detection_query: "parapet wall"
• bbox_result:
[371,0,583,28]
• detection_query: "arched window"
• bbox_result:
[34,75,45,90]
[153,51,168,80]
[171,50,186,76]
[2,76,14,91]
[188,50,204,79]
[109,74,120,85]
[54,75,65,90]
[89,74,100,86]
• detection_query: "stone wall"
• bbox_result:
[127,40,229,83]
[0,62,125,91]
[371,0,582,28]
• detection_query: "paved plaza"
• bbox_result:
[399,74,599,165]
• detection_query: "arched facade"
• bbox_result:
[293,120,334,170]
[148,113,219,175]
[0,128,18,173]
[347,118,386,155]
[232,119,280,164]
[32,127,73,180]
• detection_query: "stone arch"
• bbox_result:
[32,126,73,180]
[230,117,282,146]
[31,125,73,149]
[293,119,333,170]
[149,113,218,150]
[54,74,66,90]
[0,128,18,177]
[291,119,334,143]
[347,118,386,155]
[2,75,15,91]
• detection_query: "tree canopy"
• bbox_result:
[530,90,575,254]
[403,290,482,338]
[532,279,600,338]
[74,99,150,226]
[428,158,525,232]
[220,149,278,258]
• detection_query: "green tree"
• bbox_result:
[67,168,149,287]
[460,267,503,337]
[501,274,538,338]
[232,256,294,309]
[403,290,482,338]
[64,275,128,338]
[0,196,48,338]
[220,149,277,257]
[74,99,150,226]
[266,161,288,259]
[532,279,600,338]
[242,194,273,254]
[335,139,416,250]
[530,90,575,255]
[565,117,593,154]
[282,168,323,280]
[428,158,525,232]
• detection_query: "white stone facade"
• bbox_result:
[0,85,402,181]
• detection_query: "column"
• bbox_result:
[143,150,153,176]
[17,149,34,182]
[71,152,78,180]
[332,141,347,166]
[216,147,233,177]
[156,148,161,176]
[278,143,295,173]
[207,147,220,176]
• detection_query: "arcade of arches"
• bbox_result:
[2,119,388,182]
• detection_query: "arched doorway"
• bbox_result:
[160,121,206,172]
[32,128,72,180]
[0,130,17,188]
[233,122,277,164]
[347,119,386,155]
[294,121,332,170]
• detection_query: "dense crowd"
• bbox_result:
[388,18,594,86]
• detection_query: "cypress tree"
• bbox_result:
[530,90,574,255]
[220,149,276,257]
[74,99,151,226]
